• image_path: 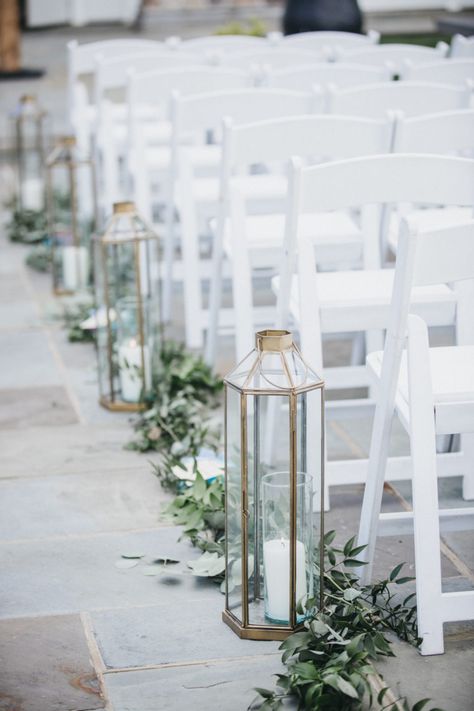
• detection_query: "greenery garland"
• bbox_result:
[126,341,223,490]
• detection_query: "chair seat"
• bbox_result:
[367,346,474,433]
[146,144,222,172]
[221,211,362,267]
[387,206,473,254]
[272,268,456,333]
[112,120,172,144]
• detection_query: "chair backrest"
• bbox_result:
[222,48,327,70]
[337,43,449,77]
[224,114,394,174]
[268,62,391,92]
[328,81,469,119]
[292,154,474,215]
[394,109,474,156]
[403,58,474,86]
[171,88,316,139]
[181,35,265,52]
[277,30,379,55]
[94,50,200,109]
[451,34,474,59]
[127,66,250,119]
[68,38,163,119]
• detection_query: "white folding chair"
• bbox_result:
[451,34,474,59]
[206,114,395,365]
[275,154,474,500]
[267,62,390,93]
[328,81,470,119]
[337,43,449,78]
[272,30,379,59]
[403,58,474,87]
[357,218,474,655]
[168,89,316,349]
[387,109,474,255]
[67,38,162,147]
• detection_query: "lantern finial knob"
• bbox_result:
[113,201,135,214]
[256,329,293,352]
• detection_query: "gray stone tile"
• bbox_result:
[0,614,104,711]
[103,655,285,711]
[0,527,213,619]
[0,385,78,429]
[0,468,169,540]
[0,330,61,389]
[442,531,474,571]
[92,597,279,670]
[376,633,474,711]
[0,423,151,477]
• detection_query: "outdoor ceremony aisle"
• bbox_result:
[1,224,473,711]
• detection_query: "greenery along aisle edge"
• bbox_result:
[126,340,223,491]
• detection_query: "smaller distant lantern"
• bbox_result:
[95,201,161,411]
[46,136,97,294]
[223,330,325,640]
[11,94,47,212]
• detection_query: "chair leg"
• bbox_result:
[461,433,474,500]
[357,333,405,583]
[179,184,204,350]
[407,315,444,655]
[205,206,225,366]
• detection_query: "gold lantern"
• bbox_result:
[46,136,97,294]
[12,94,47,212]
[95,201,161,412]
[223,330,324,640]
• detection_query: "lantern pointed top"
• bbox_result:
[225,330,323,393]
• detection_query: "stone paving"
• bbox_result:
[0,19,473,711]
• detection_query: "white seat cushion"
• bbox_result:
[273,269,456,332]
[368,346,474,406]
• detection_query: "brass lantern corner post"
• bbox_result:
[95,201,161,413]
[223,329,325,641]
[45,135,97,295]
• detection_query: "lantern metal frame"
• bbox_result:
[95,201,160,413]
[222,330,325,641]
[12,94,47,212]
[45,135,98,295]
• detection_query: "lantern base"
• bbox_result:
[222,609,299,641]
[99,396,146,413]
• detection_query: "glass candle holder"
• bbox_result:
[262,471,313,624]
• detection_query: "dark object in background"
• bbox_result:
[283,0,363,36]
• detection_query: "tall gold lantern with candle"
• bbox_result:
[11,94,47,212]
[223,330,324,640]
[46,136,97,294]
[95,201,161,412]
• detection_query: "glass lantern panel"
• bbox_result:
[15,114,46,212]
[297,388,323,609]
[247,393,291,627]
[225,387,243,622]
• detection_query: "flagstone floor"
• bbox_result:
[0,22,473,711]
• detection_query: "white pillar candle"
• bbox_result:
[22,178,43,210]
[263,538,306,622]
[118,339,151,403]
[62,245,89,291]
